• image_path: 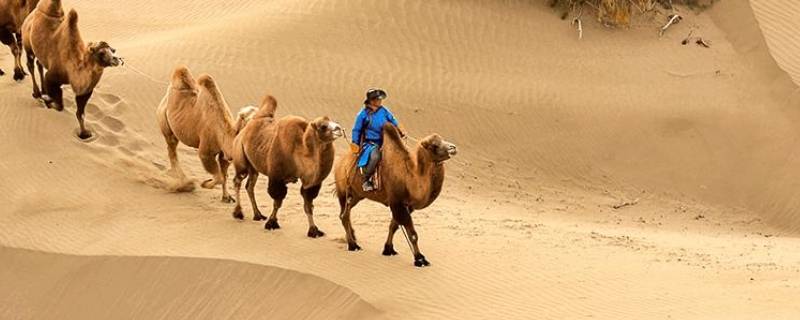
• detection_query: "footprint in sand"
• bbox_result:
[96,92,121,104]
[99,115,126,133]
[85,103,102,117]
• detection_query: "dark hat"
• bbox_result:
[365,88,387,103]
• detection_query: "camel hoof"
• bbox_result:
[253,213,266,221]
[347,243,361,251]
[232,206,244,220]
[45,100,63,111]
[264,218,280,230]
[382,244,398,256]
[13,70,25,81]
[307,226,325,238]
[77,130,93,140]
[32,91,41,99]
[413,254,430,267]
[221,195,235,203]
[201,179,216,189]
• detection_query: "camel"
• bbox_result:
[230,94,343,238]
[334,124,457,267]
[0,0,38,80]
[156,66,257,202]
[21,0,122,139]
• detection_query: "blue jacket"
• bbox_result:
[351,105,399,146]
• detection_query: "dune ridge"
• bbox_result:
[0,247,377,320]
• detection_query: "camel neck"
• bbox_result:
[405,146,445,207]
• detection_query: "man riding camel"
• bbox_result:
[351,88,404,192]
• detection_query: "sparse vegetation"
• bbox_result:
[548,0,717,27]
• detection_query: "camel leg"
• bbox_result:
[301,184,324,238]
[218,153,234,203]
[36,61,45,95]
[24,48,40,98]
[43,71,64,112]
[391,204,429,267]
[161,129,187,181]
[340,195,362,251]
[264,180,287,230]
[12,33,25,81]
[231,170,247,220]
[74,90,92,139]
[382,219,399,256]
[198,149,222,189]
[0,30,10,77]
[245,169,265,221]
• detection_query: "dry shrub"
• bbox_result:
[548,0,716,27]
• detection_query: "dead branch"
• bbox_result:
[659,13,683,37]
[695,37,711,48]
[571,6,584,40]
[612,198,640,209]
[681,29,694,44]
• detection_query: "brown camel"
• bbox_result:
[334,124,457,267]
[230,94,343,238]
[156,66,257,202]
[21,0,122,139]
[0,0,38,80]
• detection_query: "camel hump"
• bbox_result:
[257,94,278,118]
[67,9,78,27]
[170,66,197,91]
[196,74,216,90]
[383,122,402,142]
[197,74,225,101]
[39,0,64,17]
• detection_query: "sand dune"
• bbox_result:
[2,0,800,319]
[0,247,377,319]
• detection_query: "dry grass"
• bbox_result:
[548,0,716,27]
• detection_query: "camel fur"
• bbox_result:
[0,0,38,80]
[230,94,344,238]
[156,66,257,202]
[334,124,458,267]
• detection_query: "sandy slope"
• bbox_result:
[2,0,800,319]
[0,247,377,319]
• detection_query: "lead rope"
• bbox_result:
[122,60,169,86]
[399,224,414,254]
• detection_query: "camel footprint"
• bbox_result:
[98,115,126,133]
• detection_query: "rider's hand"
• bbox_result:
[350,143,360,155]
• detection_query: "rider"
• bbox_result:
[351,88,404,192]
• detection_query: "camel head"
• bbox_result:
[88,41,123,67]
[420,134,458,163]
[309,117,344,143]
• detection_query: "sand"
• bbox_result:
[1,0,800,319]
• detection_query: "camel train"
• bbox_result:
[3,1,459,267]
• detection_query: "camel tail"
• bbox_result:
[234,105,258,133]
[257,94,278,118]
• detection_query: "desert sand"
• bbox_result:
[1,0,800,319]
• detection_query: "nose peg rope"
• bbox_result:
[119,60,169,86]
